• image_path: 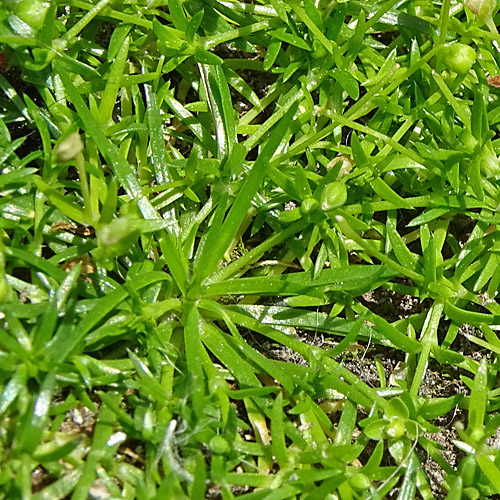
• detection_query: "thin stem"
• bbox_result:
[439,0,451,45]
[204,218,312,285]
[335,215,425,284]
[202,21,273,49]
[366,0,402,30]
[432,70,470,127]
[347,46,439,121]
[409,301,444,399]
[320,109,425,166]
[63,0,113,43]
[75,153,94,224]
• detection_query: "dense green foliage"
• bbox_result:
[2,0,500,498]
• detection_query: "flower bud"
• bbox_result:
[349,472,371,490]
[469,428,485,442]
[320,181,347,211]
[466,0,498,33]
[54,132,84,163]
[300,197,319,215]
[466,0,496,21]
[440,43,476,75]
[93,216,140,268]
[209,435,230,454]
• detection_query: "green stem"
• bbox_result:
[68,0,152,28]
[63,0,113,43]
[366,0,402,30]
[375,116,416,160]
[432,70,470,127]
[202,20,273,49]
[485,16,499,36]
[346,46,439,121]
[75,153,94,224]
[409,301,444,399]
[439,0,451,45]
[322,109,425,166]
[243,86,301,150]
[335,215,424,284]
[204,218,313,285]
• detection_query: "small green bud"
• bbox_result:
[441,43,476,75]
[54,132,84,163]
[52,39,67,52]
[480,150,500,179]
[320,182,347,211]
[300,197,319,215]
[466,0,498,33]
[209,435,230,454]
[349,472,371,490]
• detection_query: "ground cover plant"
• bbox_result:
[2,0,500,498]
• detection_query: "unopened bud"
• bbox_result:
[320,182,347,211]
[466,0,498,33]
[466,0,496,20]
[54,132,84,162]
[441,43,476,75]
